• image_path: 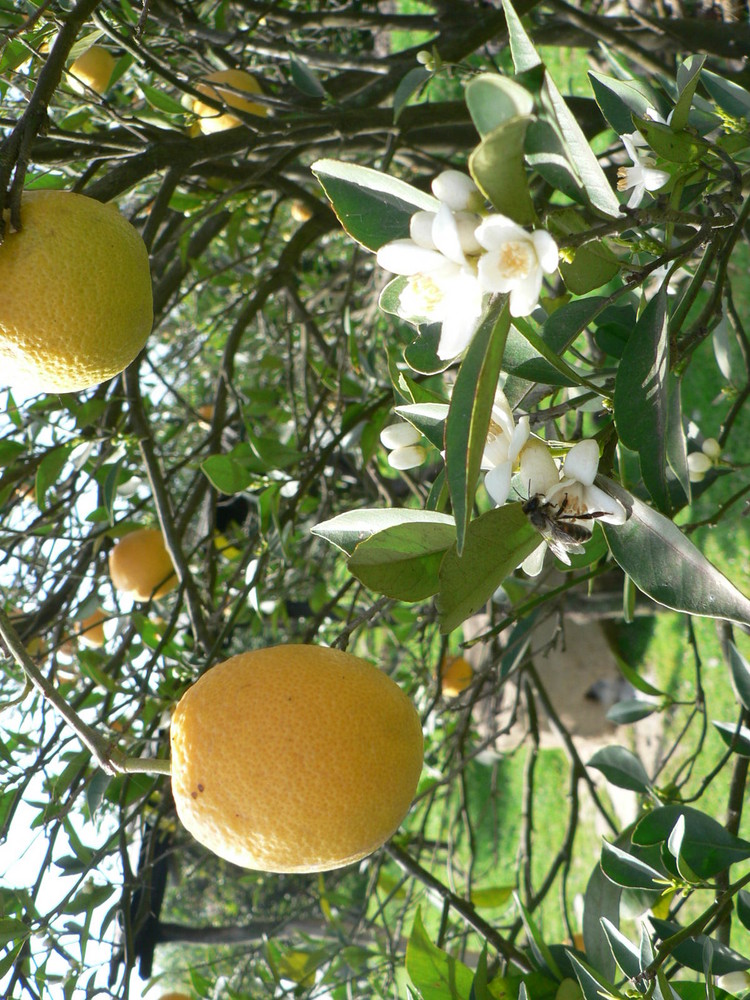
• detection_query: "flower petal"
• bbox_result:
[484,462,512,506]
[562,439,599,485]
[580,484,627,524]
[376,239,446,275]
[477,251,516,293]
[475,214,529,250]
[521,542,547,577]
[519,439,559,495]
[531,230,559,274]
[508,270,543,317]
[431,203,467,265]
[409,211,437,249]
[508,415,530,463]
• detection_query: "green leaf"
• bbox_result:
[469,947,494,1000]
[516,894,563,979]
[500,0,542,73]
[587,746,651,793]
[395,403,449,451]
[728,643,750,712]
[649,919,750,976]
[567,952,624,1000]
[201,453,253,494]
[614,285,672,513]
[665,373,690,505]
[469,117,535,225]
[632,116,708,164]
[600,840,665,891]
[560,243,619,295]
[0,916,30,948]
[600,918,643,981]
[437,504,539,634]
[525,119,586,204]
[541,72,620,217]
[502,325,577,386]
[465,73,534,137]
[406,908,474,1000]
[713,721,750,758]
[633,806,750,880]
[35,444,73,509]
[404,324,452,375]
[347,520,457,601]
[601,477,750,626]
[550,208,620,294]
[470,886,514,909]
[312,508,455,556]
[140,82,187,115]
[509,318,589,388]
[588,72,663,136]
[613,654,666,698]
[582,857,621,980]
[737,890,750,932]
[700,70,750,121]
[394,67,431,123]
[445,298,510,556]
[312,159,438,251]
[672,55,706,131]
[289,56,326,98]
[606,700,658,725]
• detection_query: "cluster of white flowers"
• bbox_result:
[480,390,626,575]
[376,170,559,361]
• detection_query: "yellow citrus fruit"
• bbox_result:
[78,608,107,648]
[108,528,177,602]
[170,644,423,872]
[196,403,214,426]
[439,655,473,697]
[68,45,116,95]
[290,199,313,222]
[192,69,267,134]
[0,190,152,393]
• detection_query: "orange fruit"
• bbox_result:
[192,69,267,134]
[108,528,177,602]
[290,200,313,222]
[170,644,423,872]
[156,994,192,1000]
[0,190,152,393]
[78,608,107,648]
[439,655,473,697]
[68,45,116,94]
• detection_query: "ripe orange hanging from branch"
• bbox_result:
[170,644,424,872]
[0,190,153,393]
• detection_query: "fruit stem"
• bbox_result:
[0,606,171,777]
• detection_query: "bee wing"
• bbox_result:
[544,533,573,565]
[543,525,587,565]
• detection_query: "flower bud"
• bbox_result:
[431,170,482,212]
[388,445,426,471]
[380,421,421,450]
[702,437,721,461]
[716,971,750,996]
[687,451,712,482]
